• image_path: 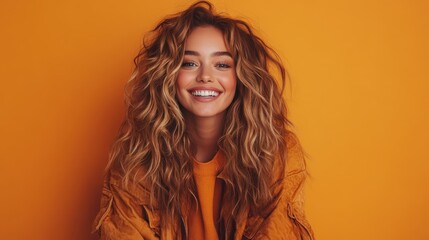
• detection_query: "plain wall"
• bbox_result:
[1,0,428,239]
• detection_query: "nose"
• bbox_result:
[197,64,213,83]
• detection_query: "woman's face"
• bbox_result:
[176,26,237,119]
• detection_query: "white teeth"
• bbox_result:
[191,90,220,97]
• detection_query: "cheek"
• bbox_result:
[176,72,190,90]
[176,73,186,91]
[221,73,237,92]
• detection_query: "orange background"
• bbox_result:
[1,0,428,239]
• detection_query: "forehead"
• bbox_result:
[184,26,228,51]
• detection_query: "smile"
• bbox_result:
[191,90,220,97]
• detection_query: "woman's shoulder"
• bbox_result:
[269,133,307,200]
[106,161,154,206]
[93,161,161,237]
[285,132,307,176]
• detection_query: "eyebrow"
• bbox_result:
[184,50,232,58]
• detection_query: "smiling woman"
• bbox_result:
[92,1,314,239]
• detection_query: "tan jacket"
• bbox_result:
[92,134,315,239]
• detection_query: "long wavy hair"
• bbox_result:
[107,0,296,234]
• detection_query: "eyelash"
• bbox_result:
[216,62,231,68]
[181,61,198,67]
[181,61,231,69]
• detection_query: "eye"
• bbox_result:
[215,62,231,69]
[181,61,198,68]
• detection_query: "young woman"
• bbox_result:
[92,1,315,239]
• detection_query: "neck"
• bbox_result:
[184,112,225,163]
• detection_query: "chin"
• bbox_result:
[184,108,227,119]
[191,111,224,118]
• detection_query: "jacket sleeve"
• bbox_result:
[91,168,159,240]
[249,135,315,239]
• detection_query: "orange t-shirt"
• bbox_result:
[188,151,226,240]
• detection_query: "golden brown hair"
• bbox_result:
[107,0,297,234]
